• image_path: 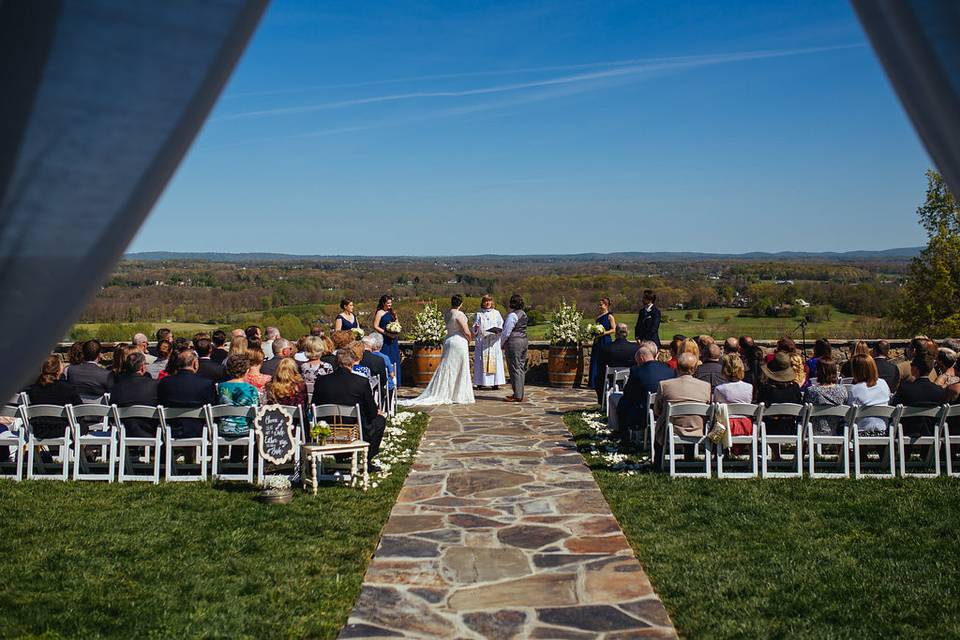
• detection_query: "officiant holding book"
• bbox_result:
[473,294,505,389]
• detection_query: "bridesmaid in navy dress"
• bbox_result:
[334,298,358,332]
[374,295,401,386]
[588,297,616,395]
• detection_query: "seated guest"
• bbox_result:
[935,348,959,387]
[360,334,389,397]
[111,343,135,376]
[840,340,870,378]
[243,348,271,400]
[194,338,223,381]
[110,352,160,437]
[296,325,326,362]
[263,326,280,360]
[363,333,395,391]
[64,341,84,375]
[804,359,848,435]
[892,352,944,437]
[329,330,355,370]
[616,341,674,446]
[230,328,246,342]
[299,336,334,395]
[227,335,248,361]
[655,352,711,448]
[261,338,293,377]
[320,335,337,368]
[146,340,172,380]
[311,348,386,472]
[898,336,936,384]
[665,335,686,370]
[160,344,192,380]
[24,355,82,439]
[596,323,640,402]
[757,352,804,435]
[723,337,740,355]
[211,329,229,364]
[872,340,901,392]
[132,333,157,365]
[245,325,262,344]
[293,335,310,363]
[805,338,832,389]
[65,339,114,400]
[695,342,724,389]
[680,338,701,365]
[847,354,893,437]
[695,335,715,358]
[350,341,371,378]
[266,358,308,412]
[157,350,217,438]
[740,339,764,388]
[713,354,754,449]
[150,328,172,357]
[217,354,258,437]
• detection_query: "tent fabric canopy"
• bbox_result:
[0,0,267,402]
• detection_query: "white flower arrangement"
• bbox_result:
[385,320,402,335]
[261,475,291,491]
[587,323,605,338]
[409,303,446,346]
[546,300,585,346]
[351,327,365,339]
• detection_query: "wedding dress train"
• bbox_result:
[401,309,475,406]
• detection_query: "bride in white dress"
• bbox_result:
[401,295,476,406]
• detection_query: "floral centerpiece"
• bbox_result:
[310,420,332,444]
[350,327,364,340]
[546,300,585,387]
[410,303,446,385]
[259,474,293,504]
[586,323,605,339]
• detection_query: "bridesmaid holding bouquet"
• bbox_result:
[334,298,359,331]
[588,297,615,396]
[374,295,401,386]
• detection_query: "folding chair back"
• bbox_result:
[601,366,630,411]
[113,405,163,484]
[21,405,72,481]
[943,404,960,476]
[662,402,714,478]
[806,404,855,478]
[717,403,762,479]
[159,406,210,482]
[206,405,257,483]
[759,403,807,478]
[312,403,363,443]
[849,404,897,478]
[67,404,116,482]
[894,404,946,477]
[0,405,25,481]
[370,374,383,410]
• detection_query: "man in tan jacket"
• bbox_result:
[655,352,712,449]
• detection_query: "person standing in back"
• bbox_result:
[634,290,661,349]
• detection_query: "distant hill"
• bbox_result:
[125,247,922,263]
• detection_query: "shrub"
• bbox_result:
[697,309,707,320]
[684,312,694,321]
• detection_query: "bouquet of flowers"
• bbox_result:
[351,327,365,340]
[385,320,402,335]
[587,323,605,338]
[310,420,332,444]
[546,300,585,346]
[409,303,445,346]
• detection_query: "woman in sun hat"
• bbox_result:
[757,351,803,435]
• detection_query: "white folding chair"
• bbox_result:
[68,404,116,482]
[660,402,714,478]
[370,375,383,412]
[207,404,256,483]
[943,405,960,477]
[759,403,807,478]
[601,366,630,412]
[0,403,25,481]
[806,405,855,479]
[388,364,398,415]
[257,404,304,484]
[717,403,762,479]
[159,407,209,482]
[308,403,368,485]
[894,405,945,477]
[851,405,899,479]
[113,405,163,484]
[21,405,72,481]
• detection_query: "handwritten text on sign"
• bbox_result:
[254,405,295,465]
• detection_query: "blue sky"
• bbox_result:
[132,0,932,255]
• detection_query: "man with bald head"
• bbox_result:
[596,323,640,403]
[655,352,711,459]
[616,341,675,447]
[132,332,157,365]
[695,342,724,389]
[723,337,740,355]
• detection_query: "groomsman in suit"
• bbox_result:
[596,323,639,403]
[634,289,661,349]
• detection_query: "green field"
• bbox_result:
[0,413,428,639]
[565,411,960,639]
[526,307,874,342]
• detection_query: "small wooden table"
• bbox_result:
[300,440,370,494]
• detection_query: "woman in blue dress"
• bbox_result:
[374,294,401,386]
[588,297,616,398]
[334,298,359,332]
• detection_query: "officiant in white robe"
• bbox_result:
[472,295,506,387]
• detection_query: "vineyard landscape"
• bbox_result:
[68,248,915,343]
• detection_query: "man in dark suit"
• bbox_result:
[210,329,229,365]
[616,341,675,447]
[110,352,159,437]
[66,339,114,400]
[596,323,639,403]
[311,348,386,472]
[261,338,293,377]
[157,350,217,438]
[893,354,945,437]
[695,343,724,390]
[634,289,661,349]
[360,335,389,402]
[194,337,224,382]
[872,340,901,393]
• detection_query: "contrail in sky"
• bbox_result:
[214,44,863,122]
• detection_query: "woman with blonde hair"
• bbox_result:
[267,358,308,412]
[228,336,248,359]
[299,336,333,395]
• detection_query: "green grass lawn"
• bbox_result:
[565,411,960,639]
[527,307,872,342]
[0,413,428,640]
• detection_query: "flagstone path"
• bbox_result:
[340,387,677,639]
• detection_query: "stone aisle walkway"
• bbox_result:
[340,388,677,639]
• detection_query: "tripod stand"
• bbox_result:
[791,317,809,357]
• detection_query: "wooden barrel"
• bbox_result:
[548,345,580,387]
[412,345,444,386]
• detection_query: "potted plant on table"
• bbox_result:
[409,303,446,386]
[546,300,585,388]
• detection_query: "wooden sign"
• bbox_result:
[253,405,295,465]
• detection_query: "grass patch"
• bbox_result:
[565,411,960,639]
[0,412,428,640]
